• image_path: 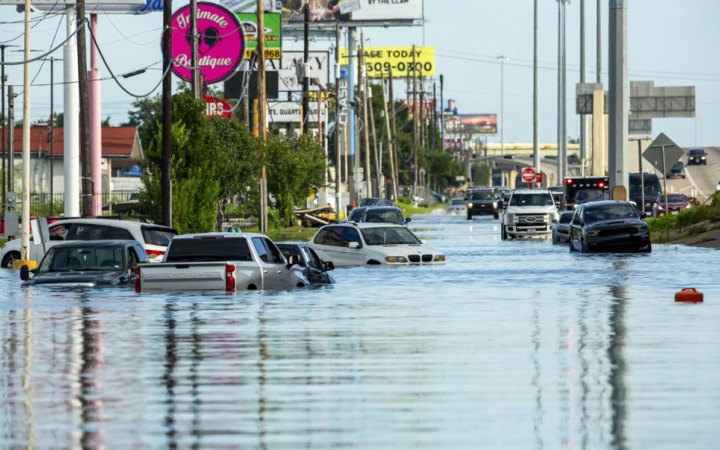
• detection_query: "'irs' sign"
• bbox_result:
[204,95,233,120]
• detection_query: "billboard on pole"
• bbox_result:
[229,0,423,23]
[445,114,498,135]
[268,101,328,124]
[340,46,434,78]
[236,13,282,60]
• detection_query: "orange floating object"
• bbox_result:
[675,288,704,303]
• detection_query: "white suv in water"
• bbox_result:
[500,189,559,240]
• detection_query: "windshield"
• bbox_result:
[361,227,421,246]
[166,238,253,262]
[630,175,662,198]
[689,149,704,156]
[364,210,404,224]
[39,246,124,273]
[662,194,689,203]
[575,189,606,203]
[450,199,465,205]
[470,192,495,201]
[510,193,554,207]
[584,205,638,223]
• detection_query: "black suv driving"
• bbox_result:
[466,190,500,220]
[687,148,707,165]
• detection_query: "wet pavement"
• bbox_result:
[1,213,719,449]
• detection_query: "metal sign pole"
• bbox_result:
[638,140,645,215]
[661,144,669,214]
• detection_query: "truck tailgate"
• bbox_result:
[137,262,228,291]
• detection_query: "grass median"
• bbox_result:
[646,193,720,246]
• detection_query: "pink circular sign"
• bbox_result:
[170,2,244,85]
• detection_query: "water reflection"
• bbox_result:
[0,218,718,448]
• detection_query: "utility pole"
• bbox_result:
[334,21,342,219]
[439,74,444,151]
[580,0,587,176]
[88,14,101,216]
[301,3,310,135]
[1,44,15,211]
[368,78,380,197]
[49,57,55,215]
[19,0,32,263]
[161,0,173,226]
[608,0,628,199]
[533,0,540,174]
[381,72,398,201]
[597,0,602,84]
[7,86,13,195]
[63,6,79,218]
[388,69,399,198]
[190,0,201,99]
[77,0,92,217]
[359,40,372,198]
[412,45,418,199]
[257,0,268,233]
[497,55,508,157]
[432,81,437,150]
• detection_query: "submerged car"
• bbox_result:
[21,240,148,287]
[276,242,335,285]
[652,193,691,217]
[552,211,575,244]
[446,198,467,215]
[310,223,445,267]
[347,206,409,226]
[568,201,651,253]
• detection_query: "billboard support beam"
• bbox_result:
[63,7,80,217]
[301,3,310,135]
[608,0,628,200]
[348,26,357,204]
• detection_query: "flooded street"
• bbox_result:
[2,214,720,449]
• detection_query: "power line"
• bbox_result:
[0,19,85,65]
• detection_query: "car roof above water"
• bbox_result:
[49,239,138,249]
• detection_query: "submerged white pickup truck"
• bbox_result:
[135,233,308,292]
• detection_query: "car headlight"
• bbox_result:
[586,230,600,237]
[492,201,498,208]
[467,203,473,208]
[385,256,408,263]
[433,254,446,262]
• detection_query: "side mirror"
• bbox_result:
[286,255,298,267]
[405,217,412,224]
[323,261,335,271]
[20,265,30,281]
[348,241,361,249]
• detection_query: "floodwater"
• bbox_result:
[1,214,719,449]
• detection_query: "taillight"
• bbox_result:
[146,249,165,259]
[225,264,236,292]
[134,266,141,293]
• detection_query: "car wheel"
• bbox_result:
[552,232,557,244]
[467,213,472,221]
[501,225,508,240]
[493,212,499,220]
[642,242,652,253]
[2,252,20,269]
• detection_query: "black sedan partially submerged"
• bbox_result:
[276,242,335,285]
[568,201,651,253]
[21,240,148,287]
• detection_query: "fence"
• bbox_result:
[28,190,148,218]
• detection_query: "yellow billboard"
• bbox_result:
[340,47,436,78]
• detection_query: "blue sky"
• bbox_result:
[2,0,718,146]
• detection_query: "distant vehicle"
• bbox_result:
[552,211,575,244]
[310,223,445,267]
[543,154,558,160]
[20,240,148,287]
[687,148,707,166]
[1,219,176,268]
[666,161,686,179]
[503,154,514,159]
[568,201,651,253]
[430,190,448,203]
[276,242,335,285]
[567,154,581,165]
[500,189,559,240]
[347,206,408,226]
[629,173,662,213]
[465,189,500,220]
[358,197,394,207]
[653,193,691,217]
[446,198,467,215]
[135,233,308,292]
[563,176,609,210]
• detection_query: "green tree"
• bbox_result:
[122,94,161,150]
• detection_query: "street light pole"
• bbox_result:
[533,0,540,175]
[19,0,32,264]
[557,0,568,182]
[497,55,508,157]
[580,0,587,176]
